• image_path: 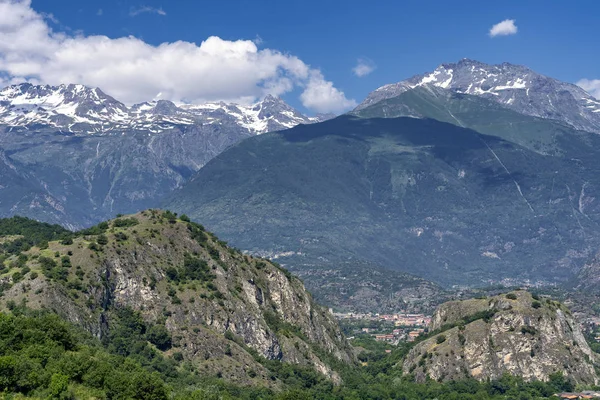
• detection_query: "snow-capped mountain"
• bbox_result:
[0,83,325,134]
[0,83,331,229]
[356,59,600,134]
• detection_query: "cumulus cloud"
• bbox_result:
[0,0,355,113]
[352,58,376,77]
[577,79,600,100]
[300,71,357,113]
[129,6,166,17]
[489,19,518,37]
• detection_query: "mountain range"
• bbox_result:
[2,59,600,308]
[162,60,600,304]
[0,83,328,134]
[0,84,328,228]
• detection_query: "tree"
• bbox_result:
[48,373,69,399]
[0,356,17,391]
[97,234,109,245]
[130,371,168,400]
[146,325,172,350]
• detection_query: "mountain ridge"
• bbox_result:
[165,113,600,291]
[356,59,600,134]
[0,83,327,134]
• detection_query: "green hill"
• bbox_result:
[0,210,354,391]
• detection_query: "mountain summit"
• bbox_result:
[356,59,600,134]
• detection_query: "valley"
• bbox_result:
[0,7,600,393]
[0,213,598,399]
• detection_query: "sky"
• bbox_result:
[0,0,599,114]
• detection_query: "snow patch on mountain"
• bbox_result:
[0,84,325,135]
[357,59,600,134]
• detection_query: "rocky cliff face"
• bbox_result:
[402,291,598,385]
[0,210,354,385]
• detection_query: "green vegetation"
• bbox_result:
[165,253,214,284]
[39,256,69,282]
[0,213,591,399]
[0,216,72,257]
[0,309,168,399]
[113,217,139,228]
[417,308,498,344]
[521,326,537,335]
[0,307,578,399]
[164,106,600,294]
[78,221,109,236]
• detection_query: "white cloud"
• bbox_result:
[130,6,166,17]
[97,9,103,16]
[300,71,357,113]
[0,0,355,113]
[577,79,600,100]
[489,19,518,37]
[352,58,376,77]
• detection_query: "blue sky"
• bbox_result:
[2,0,599,113]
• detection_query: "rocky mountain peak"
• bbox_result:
[0,83,325,135]
[261,94,284,104]
[403,291,598,385]
[356,59,600,134]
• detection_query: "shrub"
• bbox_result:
[506,293,517,300]
[61,256,71,268]
[436,335,447,344]
[114,232,128,242]
[78,221,109,236]
[146,325,172,350]
[532,301,542,309]
[208,247,220,261]
[11,272,22,283]
[113,218,139,228]
[97,234,109,245]
[165,267,179,282]
[162,211,177,224]
[521,326,537,335]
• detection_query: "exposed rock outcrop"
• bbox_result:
[0,210,354,386]
[402,291,598,385]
